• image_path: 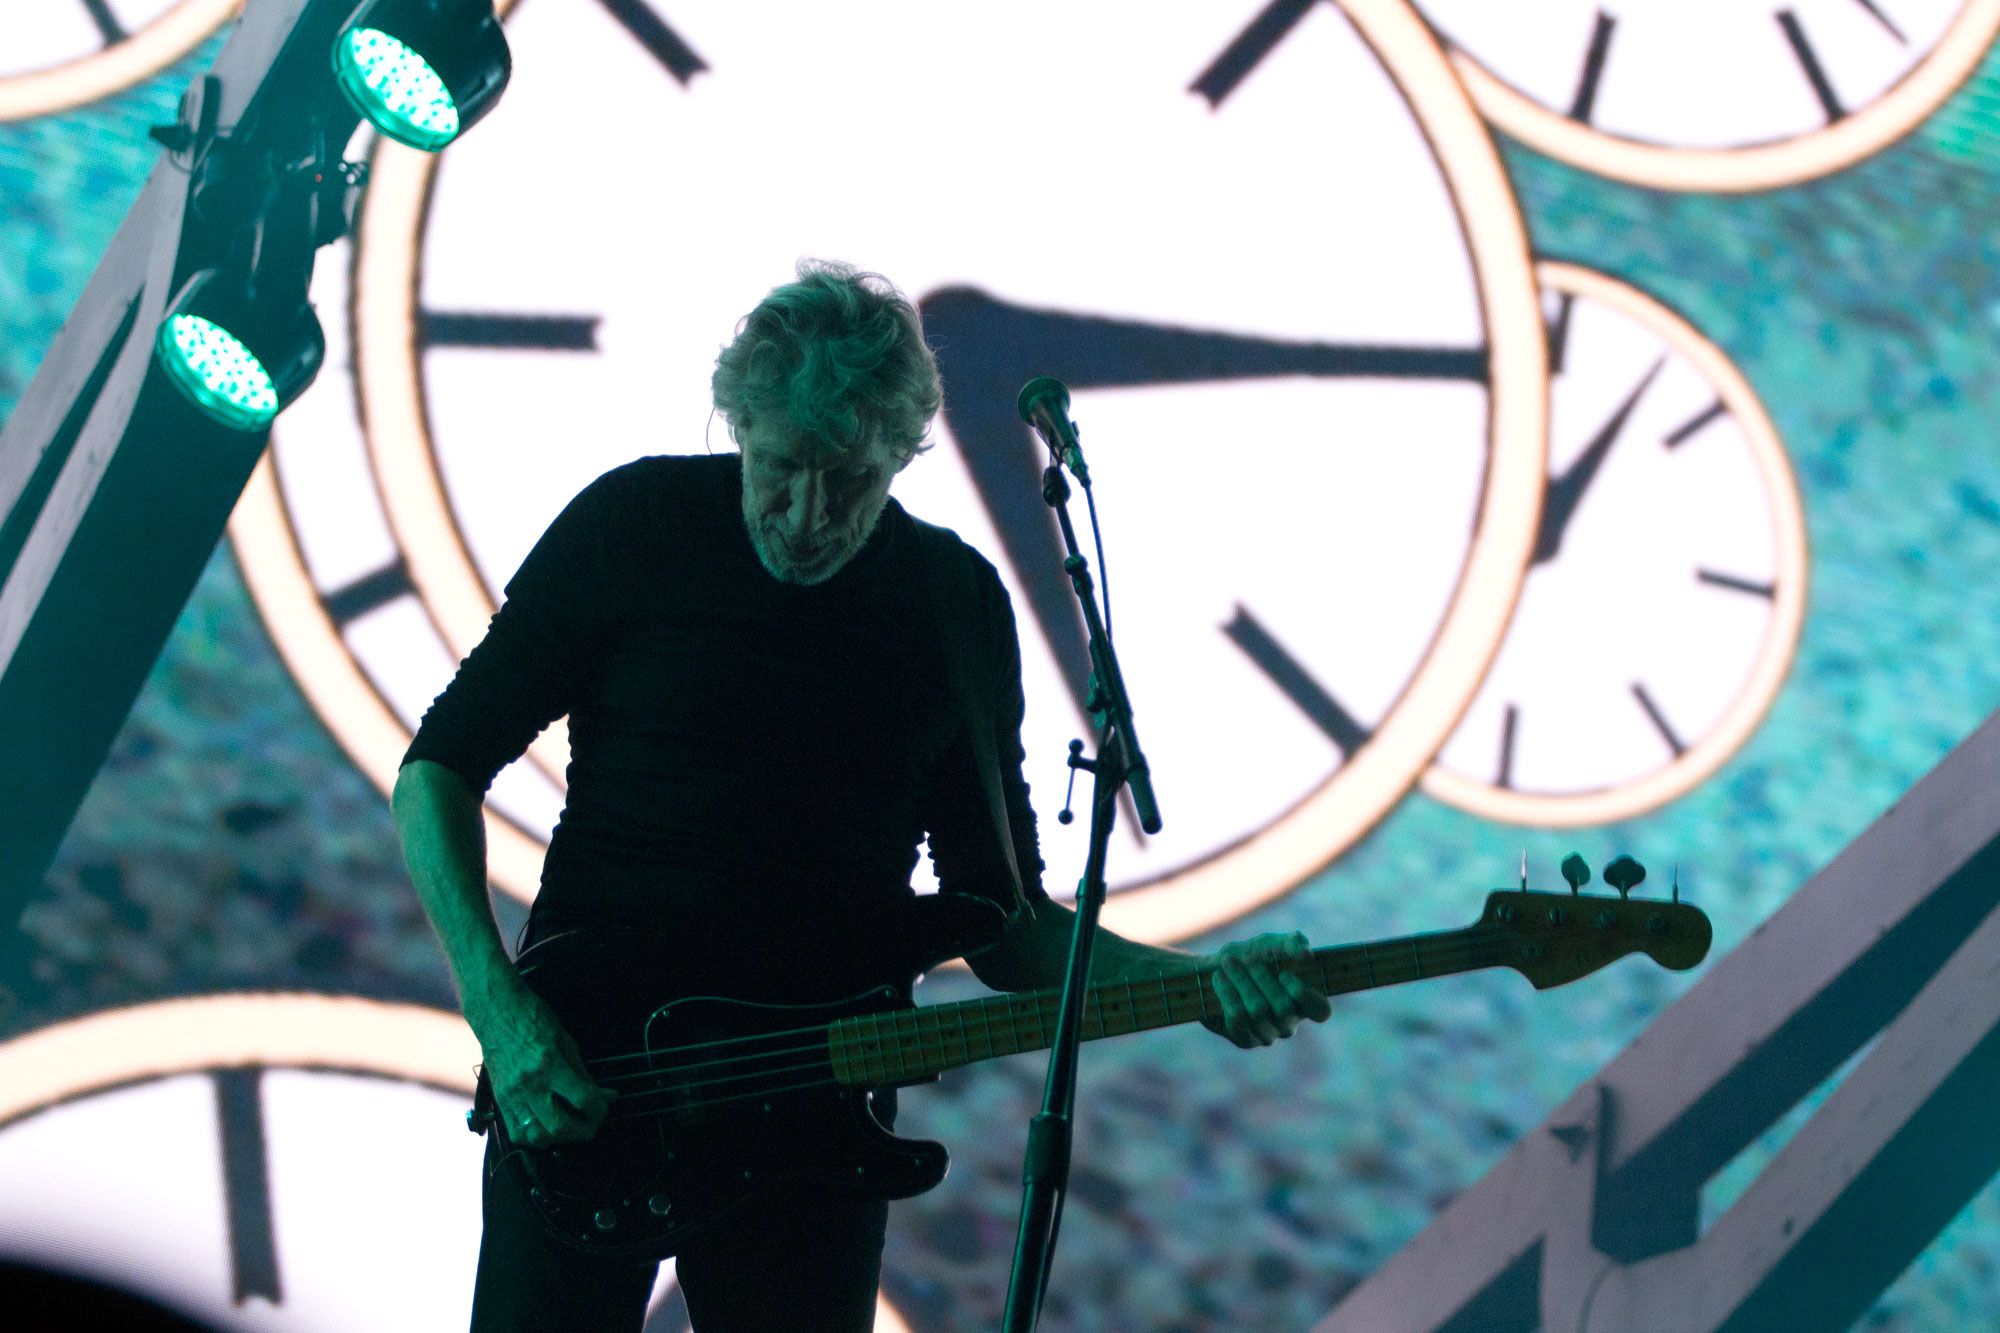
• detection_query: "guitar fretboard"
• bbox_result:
[826,924,1505,1086]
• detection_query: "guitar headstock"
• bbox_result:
[1476,888,1712,990]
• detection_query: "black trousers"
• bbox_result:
[468,1135,892,1333]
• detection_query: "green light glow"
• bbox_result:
[334,27,460,151]
[156,314,281,430]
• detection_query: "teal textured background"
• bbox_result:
[4,25,2000,1331]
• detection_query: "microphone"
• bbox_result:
[1016,377,1090,485]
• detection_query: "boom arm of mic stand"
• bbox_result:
[1055,465,1160,835]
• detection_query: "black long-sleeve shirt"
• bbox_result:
[403,453,1047,1001]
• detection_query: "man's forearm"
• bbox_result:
[981,896,1203,992]
[391,759,525,1032]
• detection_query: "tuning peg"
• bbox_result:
[1605,855,1646,899]
[1519,849,1528,892]
[1560,853,1590,895]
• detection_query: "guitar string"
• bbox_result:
[587,940,1519,1126]
[549,933,1527,1125]
[574,922,1517,1081]
[581,928,1513,1092]
[584,924,1520,1096]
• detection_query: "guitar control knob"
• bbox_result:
[594,1209,619,1231]
[647,1195,672,1217]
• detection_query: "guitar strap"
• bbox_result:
[906,514,1027,913]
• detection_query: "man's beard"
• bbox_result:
[742,494,890,586]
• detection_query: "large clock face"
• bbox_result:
[233,0,1547,942]
[1417,0,2000,190]
[0,0,238,121]
[0,996,914,1332]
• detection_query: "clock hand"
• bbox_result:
[1531,355,1663,567]
[921,285,1487,750]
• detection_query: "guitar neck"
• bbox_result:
[827,922,1508,1087]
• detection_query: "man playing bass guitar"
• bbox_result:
[392,260,1333,1332]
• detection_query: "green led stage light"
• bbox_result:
[153,270,326,431]
[333,0,510,152]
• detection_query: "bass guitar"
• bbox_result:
[472,875,1710,1259]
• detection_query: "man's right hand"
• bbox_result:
[472,983,616,1149]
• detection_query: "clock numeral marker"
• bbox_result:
[213,1067,282,1306]
[592,0,708,85]
[421,311,601,352]
[1189,0,1316,109]
[323,558,416,627]
[1631,681,1688,758]
[1697,568,1777,600]
[1224,604,1371,759]
[1778,12,1847,123]
[78,0,127,47]
[1663,397,1727,450]
[1851,0,1909,45]
[1497,702,1519,789]
[1567,10,1616,125]
[1546,292,1577,377]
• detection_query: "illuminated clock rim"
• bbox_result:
[233,0,1550,943]
[1444,0,2000,193]
[1419,259,1809,827]
[0,0,241,123]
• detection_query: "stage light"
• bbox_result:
[153,269,326,431]
[332,0,511,152]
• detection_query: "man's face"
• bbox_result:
[737,413,909,586]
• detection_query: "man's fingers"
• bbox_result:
[1284,972,1333,1022]
[551,1064,615,1123]
[1216,963,1279,1046]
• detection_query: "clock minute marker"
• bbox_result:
[421,311,600,352]
[1850,0,1909,45]
[1497,702,1518,789]
[1663,397,1726,449]
[1546,291,1577,376]
[78,0,127,47]
[1631,681,1688,758]
[322,558,417,627]
[1223,605,1371,759]
[1777,12,1847,123]
[1698,568,1778,599]
[591,0,708,85]
[1189,0,1316,109]
[1566,10,1616,125]
[213,1067,282,1305]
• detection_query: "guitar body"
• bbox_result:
[480,928,953,1260]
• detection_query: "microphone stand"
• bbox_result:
[1002,455,1160,1333]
